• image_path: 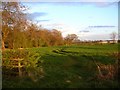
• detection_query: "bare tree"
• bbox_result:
[110,32,117,43]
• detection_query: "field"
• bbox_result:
[2,43,119,88]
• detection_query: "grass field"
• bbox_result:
[2,43,119,88]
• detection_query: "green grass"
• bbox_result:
[2,43,119,88]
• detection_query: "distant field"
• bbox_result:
[2,43,119,88]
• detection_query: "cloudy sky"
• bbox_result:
[22,1,118,40]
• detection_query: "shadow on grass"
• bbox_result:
[2,48,119,88]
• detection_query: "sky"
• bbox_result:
[22,1,118,40]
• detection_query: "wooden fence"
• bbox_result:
[2,58,24,77]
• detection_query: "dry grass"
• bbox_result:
[96,63,116,80]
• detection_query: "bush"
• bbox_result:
[2,49,44,82]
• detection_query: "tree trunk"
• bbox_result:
[2,39,5,50]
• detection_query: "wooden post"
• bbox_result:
[18,59,22,77]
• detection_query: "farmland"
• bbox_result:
[2,43,119,88]
[1,2,119,89]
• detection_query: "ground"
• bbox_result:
[2,43,119,88]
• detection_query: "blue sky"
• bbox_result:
[22,2,118,40]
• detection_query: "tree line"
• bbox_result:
[1,2,79,50]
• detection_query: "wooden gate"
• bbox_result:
[2,58,24,77]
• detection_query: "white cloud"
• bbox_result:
[38,22,80,37]
[78,32,118,40]
[38,22,118,40]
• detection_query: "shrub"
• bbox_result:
[2,49,44,82]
